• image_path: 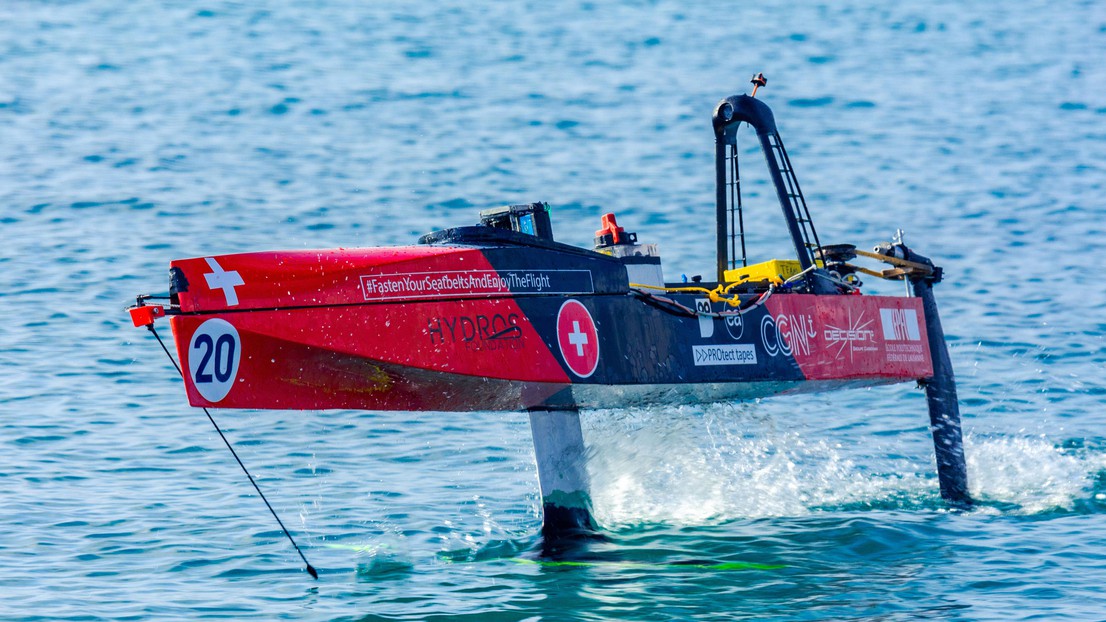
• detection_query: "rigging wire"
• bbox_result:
[146,324,319,581]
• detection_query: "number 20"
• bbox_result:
[193,333,236,383]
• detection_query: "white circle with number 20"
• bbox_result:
[188,319,241,403]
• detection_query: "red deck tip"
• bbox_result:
[128,304,165,327]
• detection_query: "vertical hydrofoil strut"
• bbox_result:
[528,408,597,550]
[901,249,971,505]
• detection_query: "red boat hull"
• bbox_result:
[165,240,932,410]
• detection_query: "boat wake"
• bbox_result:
[582,404,1106,526]
[966,434,1106,515]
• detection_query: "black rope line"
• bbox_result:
[147,324,318,580]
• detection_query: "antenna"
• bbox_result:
[750,73,767,98]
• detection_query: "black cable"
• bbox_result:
[147,325,319,580]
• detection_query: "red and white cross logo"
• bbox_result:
[556,299,599,378]
[203,257,245,307]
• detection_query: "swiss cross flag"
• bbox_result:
[556,300,599,378]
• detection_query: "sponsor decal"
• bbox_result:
[886,342,927,363]
[824,311,878,360]
[692,344,757,366]
[556,300,599,378]
[426,313,524,352]
[880,307,926,363]
[202,257,245,306]
[880,308,921,341]
[695,300,745,341]
[360,269,594,301]
[188,318,241,403]
[724,313,744,340]
[696,298,714,338]
[761,313,817,357]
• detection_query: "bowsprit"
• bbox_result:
[128,73,971,573]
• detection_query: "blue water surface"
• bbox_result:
[3,1,1106,620]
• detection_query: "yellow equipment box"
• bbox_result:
[724,259,812,284]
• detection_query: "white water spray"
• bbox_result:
[583,404,1104,526]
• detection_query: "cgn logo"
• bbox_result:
[556,300,600,378]
[188,318,241,403]
[760,313,817,358]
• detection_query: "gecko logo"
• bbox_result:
[760,313,816,357]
